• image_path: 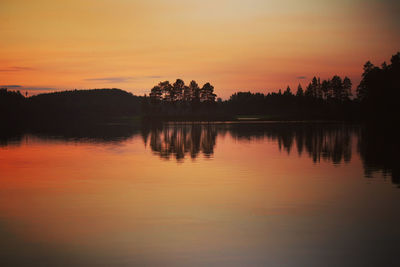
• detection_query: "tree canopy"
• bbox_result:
[356,52,400,122]
[150,79,216,103]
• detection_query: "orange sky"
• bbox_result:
[0,0,399,98]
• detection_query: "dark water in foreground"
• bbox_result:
[0,123,399,266]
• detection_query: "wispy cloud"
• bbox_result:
[84,75,163,83]
[0,85,56,91]
[0,66,35,72]
[84,76,133,83]
[0,85,22,88]
[297,76,307,80]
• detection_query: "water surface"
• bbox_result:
[0,123,398,266]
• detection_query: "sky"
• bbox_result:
[0,0,399,98]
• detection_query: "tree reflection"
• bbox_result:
[142,124,217,161]
[1,122,397,185]
[0,130,23,147]
[143,123,397,185]
[0,122,139,145]
[358,125,399,185]
[142,123,354,165]
[228,123,353,164]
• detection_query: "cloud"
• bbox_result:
[84,76,134,83]
[0,66,35,72]
[84,75,163,83]
[297,76,307,80]
[0,85,22,88]
[0,85,56,91]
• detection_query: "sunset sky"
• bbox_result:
[1,0,399,98]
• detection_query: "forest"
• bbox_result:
[142,51,399,122]
[0,88,143,127]
[0,51,399,126]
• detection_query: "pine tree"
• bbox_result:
[189,80,200,103]
[284,86,292,96]
[331,75,343,101]
[158,81,173,101]
[296,84,304,97]
[200,83,216,102]
[342,77,352,101]
[172,79,184,101]
[149,85,162,102]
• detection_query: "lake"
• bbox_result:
[0,122,399,266]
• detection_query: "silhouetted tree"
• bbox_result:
[342,77,352,101]
[305,83,313,98]
[172,79,184,101]
[189,80,200,103]
[183,85,191,102]
[321,79,331,99]
[296,84,304,97]
[150,85,162,102]
[311,77,322,98]
[356,52,400,122]
[158,81,173,102]
[284,86,293,96]
[200,82,216,102]
[331,75,343,101]
[357,61,377,101]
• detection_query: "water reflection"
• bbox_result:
[0,123,139,146]
[227,123,353,164]
[0,129,23,147]
[358,126,399,185]
[0,122,398,184]
[1,122,399,266]
[142,123,396,184]
[141,124,217,161]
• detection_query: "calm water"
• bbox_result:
[0,123,399,267]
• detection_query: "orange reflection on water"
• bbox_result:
[0,125,399,266]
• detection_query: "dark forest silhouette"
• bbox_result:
[1,51,399,124]
[0,88,143,129]
[142,79,221,120]
[356,52,400,122]
[141,74,356,120]
[149,79,216,103]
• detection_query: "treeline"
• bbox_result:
[143,51,399,122]
[28,89,141,119]
[1,51,399,124]
[224,74,355,120]
[0,88,142,127]
[0,89,26,123]
[141,74,355,121]
[149,79,217,103]
[143,79,222,120]
[356,52,400,122]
